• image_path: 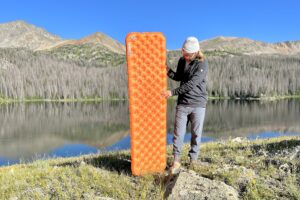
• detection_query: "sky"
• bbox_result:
[0,0,299,49]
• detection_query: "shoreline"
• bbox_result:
[0,136,299,199]
[1,132,300,169]
[1,95,300,104]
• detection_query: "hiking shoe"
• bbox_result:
[169,161,181,174]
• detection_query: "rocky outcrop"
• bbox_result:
[166,169,239,200]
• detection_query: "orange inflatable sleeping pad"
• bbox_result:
[125,32,167,176]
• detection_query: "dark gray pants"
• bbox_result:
[173,104,206,161]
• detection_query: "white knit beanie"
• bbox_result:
[182,36,200,53]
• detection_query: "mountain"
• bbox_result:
[0,21,125,54]
[0,20,126,66]
[0,20,62,50]
[1,20,299,67]
[166,36,300,66]
[273,40,300,55]
[41,43,125,67]
[39,32,126,67]
[41,32,125,54]
[167,36,300,64]
[0,20,125,68]
[198,36,300,55]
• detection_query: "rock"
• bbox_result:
[80,160,86,166]
[257,149,268,157]
[279,163,291,174]
[289,146,300,160]
[231,137,246,143]
[166,169,239,200]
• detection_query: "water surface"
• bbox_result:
[1,99,299,166]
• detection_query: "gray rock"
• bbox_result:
[279,163,291,175]
[231,137,246,143]
[289,145,300,160]
[167,169,239,200]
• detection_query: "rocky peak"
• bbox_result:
[0,20,62,50]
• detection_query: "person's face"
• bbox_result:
[182,49,196,62]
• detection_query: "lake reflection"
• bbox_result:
[0,99,299,166]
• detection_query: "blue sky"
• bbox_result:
[1,0,299,49]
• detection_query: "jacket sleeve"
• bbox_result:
[167,58,183,81]
[171,61,207,96]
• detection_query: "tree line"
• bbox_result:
[168,54,300,98]
[0,48,128,100]
[0,48,299,99]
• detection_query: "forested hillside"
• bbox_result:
[0,20,299,100]
[1,48,299,100]
[0,48,127,100]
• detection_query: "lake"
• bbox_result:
[0,99,299,166]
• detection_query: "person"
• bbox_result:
[161,36,208,174]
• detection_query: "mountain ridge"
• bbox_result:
[38,32,126,54]
[0,20,125,54]
[198,36,300,55]
[0,20,299,55]
[0,20,62,50]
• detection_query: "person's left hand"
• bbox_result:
[161,90,172,98]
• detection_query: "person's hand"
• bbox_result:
[161,90,172,98]
[166,65,170,71]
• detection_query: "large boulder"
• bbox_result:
[166,169,239,200]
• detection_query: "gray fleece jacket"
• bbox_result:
[167,57,208,108]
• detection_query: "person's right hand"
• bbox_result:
[166,65,170,72]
